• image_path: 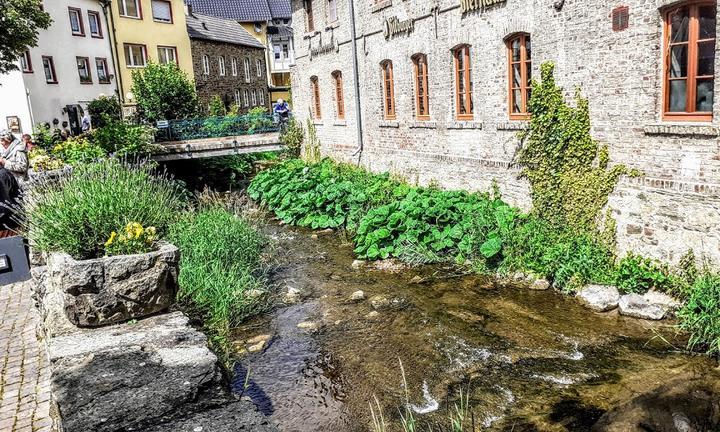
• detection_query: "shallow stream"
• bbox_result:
[231,224,720,431]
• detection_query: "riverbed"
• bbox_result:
[231,223,720,431]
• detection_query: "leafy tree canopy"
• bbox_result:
[131,62,198,123]
[0,0,51,74]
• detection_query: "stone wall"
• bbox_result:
[190,39,270,113]
[290,0,720,264]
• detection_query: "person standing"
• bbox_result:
[0,130,29,181]
[81,112,91,132]
[0,167,20,237]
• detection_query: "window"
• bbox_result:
[332,71,344,119]
[254,22,262,33]
[311,76,321,119]
[664,2,716,121]
[20,51,32,73]
[453,45,473,120]
[381,60,395,119]
[234,90,241,106]
[306,0,315,32]
[328,0,337,23]
[42,56,57,84]
[157,46,177,64]
[412,54,430,120]
[69,7,85,36]
[219,56,226,76]
[151,0,172,23]
[258,89,265,106]
[124,44,147,67]
[251,90,257,106]
[202,55,210,75]
[87,11,102,37]
[256,59,262,77]
[231,58,238,76]
[243,89,250,107]
[612,6,630,32]
[244,58,250,82]
[77,57,92,84]
[507,33,532,119]
[96,58,110,83]
[119,0,141,18]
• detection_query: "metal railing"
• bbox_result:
[155,113,287,142]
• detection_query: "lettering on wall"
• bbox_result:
[459,0,506,14]
[310,36,340,59]
[383,16,415,39]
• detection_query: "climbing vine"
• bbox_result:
[519,62,639,237]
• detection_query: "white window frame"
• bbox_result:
[243,89,249,107]
[77,57,92,84]
[251,90,257,106]
[119,0,141,19]
[256,59,262,77]
[151,0,172,23]
[42,56,57,84]
[69,8,84,36]
[157,46,177,64]
[219,56,226,76]
[234,90,241,106]
[328,0,337,23]
[231,58,238,76]
[96,58,110,83]
[124,44,147,68]
[244,58,250,82]
[258,89,265,106]
[202,55,210,75]
[20,51,32,73]
[88,11,102,37]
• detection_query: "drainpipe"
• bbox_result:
[347,0,364,163]
[100,0,124,102]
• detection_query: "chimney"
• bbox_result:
[184,1,193,16]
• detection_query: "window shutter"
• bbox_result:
[612,6,629,32]
[152,0,172,22]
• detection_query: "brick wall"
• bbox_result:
[290,0,720,264]
[190,39,270,113]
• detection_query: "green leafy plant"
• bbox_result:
[678,272,720,355]
[131,62,198,123]
[88,96,122,128]
[28,147,64,171]
[0,0,51,74]
[51,136,105,164]
[22,159,185,259]
[208,95,227,117]
[90,118,158,156]
[32,123,58,149]
[280,117,304,157]
[614,253,671,294]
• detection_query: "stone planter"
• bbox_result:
[41,243,179,332]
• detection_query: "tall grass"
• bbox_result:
[22,159,185,259]
[168,207,268,357]
[678,273,720,355]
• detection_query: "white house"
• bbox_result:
[0,0,117,136]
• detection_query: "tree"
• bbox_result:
[0,0,52,74]
[87,95,122,128]
[131,62,198,123]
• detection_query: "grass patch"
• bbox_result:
[678,272,720,355]
[168,207,268,359]
[23,159,185,259]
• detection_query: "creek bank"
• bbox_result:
[32,251,275,432]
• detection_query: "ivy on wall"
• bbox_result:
[519,62,640,238]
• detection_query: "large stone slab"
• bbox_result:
[145,399,277,432]
[44,243,179,329]
[618,294,666,320]
[577,285,620,312]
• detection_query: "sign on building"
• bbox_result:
[459,0,506,14]
[383,16,415,40]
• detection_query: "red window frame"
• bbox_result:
[20,51,33,73]
[68,7,85,37]
[453,44,473,120]
[413,53,430,120]
[507,33,532,120]
[662,1,716,122]
[42,56,58,84]
[87,11,103,38]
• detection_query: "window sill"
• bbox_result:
[22,70,33,74]
[333,120,347,126]
[379,120,399,128]
[153,20,173,24]
[72,33,86,37]
[303,30,320,39]
[326,22,339,30]
[408,121,437,129]
[643,123,719,137]
[447,120,483,130]
[371,0,392,13]
[312,120,324,126]
[496,121,528,131]
[91,34,104,39]
[119,15,142,20]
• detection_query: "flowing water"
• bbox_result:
[231,224,720,432]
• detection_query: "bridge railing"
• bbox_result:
[155,114,284,142]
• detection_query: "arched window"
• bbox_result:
[306,0,315,32]
[243,89,249,107]
[234,89,241,106]
[332,71,344,119]
[453,44,473,120]
[218,56,226,76]
[663,2,716,121]
[202,55,210,75]
[381,60,395,120]
[311,76,321,119]
[231,58,238,76]
[506,33,531,119]
[412,54,430,120]
[244,58,251,82]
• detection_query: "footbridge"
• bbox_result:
[152,114,284,161]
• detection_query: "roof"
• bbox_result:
[187,0,291,22]
[186,13,265,48]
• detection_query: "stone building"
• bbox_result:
[186,12,270,113]
[290,0,720,264]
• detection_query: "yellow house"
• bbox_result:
[106,0,194,106]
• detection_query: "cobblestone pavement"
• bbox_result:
[0,281,54,432]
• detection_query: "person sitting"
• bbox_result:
[273,99,291,119]
[0,130,28,182]
[0,167,20,238]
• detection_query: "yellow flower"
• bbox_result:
[104,231,117,248]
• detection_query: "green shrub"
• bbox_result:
[131,62,198,122]
[280,117,304,157]
[24,159,185,259]
[90,118,157,156]
[208,95,226,117]
[32,123,59,149]
[614,253,671,294]
[51,136,105,164]
[168,208,267,351]
[88,96,122,128]
[248,158,405,231]
[678,273,720,355]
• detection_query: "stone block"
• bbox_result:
[577,285,620,312]
[618,294,666,320]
